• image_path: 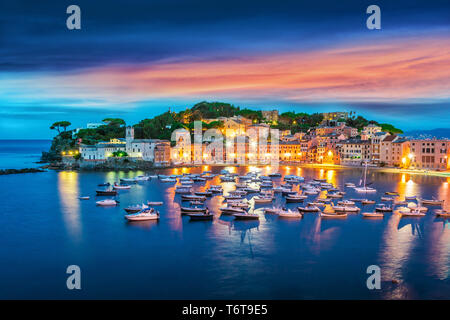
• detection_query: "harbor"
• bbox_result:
[1,165,449,299]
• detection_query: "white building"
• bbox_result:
[79,126,170,162]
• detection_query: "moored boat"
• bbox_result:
[233,213,259,220]
[125,208,159,221]
[96,189,118,196]
[79,196,90,200]
[421,199,444,206]
[297,204,321,212]
[435,210,450,218]
[147,201,163,206]
[124,203,149,213]
[278,209,303,219]
[96,199,119,206]
[113,183,131,190]
[362,212,384,218]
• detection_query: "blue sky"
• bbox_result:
[0,0,449,138]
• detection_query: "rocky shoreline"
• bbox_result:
[0,168,46,175]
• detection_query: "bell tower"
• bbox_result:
[126,126,134,151]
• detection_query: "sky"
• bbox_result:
[0,0,449,139]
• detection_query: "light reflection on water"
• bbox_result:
[2,165,450,299]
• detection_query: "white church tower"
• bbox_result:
[126,126,134,153]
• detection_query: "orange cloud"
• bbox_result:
[4,35,450,105]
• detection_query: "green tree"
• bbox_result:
[50,121,72,133]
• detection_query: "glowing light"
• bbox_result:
[408,153,413,159]
[328,151,333,157]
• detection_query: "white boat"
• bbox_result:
[181,195,206,201]
[405,196,417,201]
[421,199,444,206]
[175,186,192,194]
[113,183,131,190]
[362,212,384,218]
[120,178,136,183]
[285,194,307,203]
[435,210,450,218]
[399,208,426,217]
[96,199,118,206]
[297,204,321,212]
[381,196,394,201]
[375,205,392,212]
[361,199,376,205]
[337,200,355,207]
[264,208,282,214]
[79,196,90,200]
[253,196,274,204]
[147,201,163,206]
[268,172,282,178]
[233,213,259,220]
[332,205,360,213]
[278,209,303,219]
[134,175,150,181]
[220,207,246,215]
[321,212,348,218]
[345,182,356,188]
[160,178,177,183]
[125,208,159,221]
[354,162,377,193]
[187,213,214,220]
[124,203,149,213]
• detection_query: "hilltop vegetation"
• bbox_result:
[43,101,403,160]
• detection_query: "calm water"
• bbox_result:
[0,164,449,299]
[0,140,51,169]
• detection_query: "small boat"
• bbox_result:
[120,178,137,183]
[435,210,450,218]
[79,196,90,200]
[385,191,399,196]
[175,186,191,194]
[362,212,384,218]
[375,205,392,212]
[96,199,118,206]
[268,172,282,178]
[125,208,160,221]
[345,182,356,188]
[361,199,376,205]
[220,207,246,215]
[321,212,347,218]
[354,186,377,193]
[337,200,355,207]
[264,208,281,214]
[399,208,426,217]
[333,205,360,213]
[233,213,259,220]
[190,201,204,206]
[314,178,327,182]
[285,195,307,203]
[304,189,319,195]
[224,194,243,201]
[278,209,303,219]
[147,201,163,206]
[181,195,206,201]
[354,162,377,193]
[124,204,149,213]
[180,207,207,213]
[134,175,150,181]
[297,204,321,212]
[381,196,394,201]
[160,178,177,183]
[421,199,444,206]
[405,196,417,201]
[195,191,212,197]
[327,193,343,199]
[244,187,260,193]
[98,182,110,187]
[113,183,131,190]
[393,200,408,206]
[96,189,117,196]
[188,213,214,221]
[253,196,274,204]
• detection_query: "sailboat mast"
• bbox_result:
[363,162,367,188]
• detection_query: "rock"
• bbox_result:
[0,168,46,175]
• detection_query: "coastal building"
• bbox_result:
[408,139,450,170]
[369,132,389,164]
[379,135,410,167]
[362,124,382,140]
[340,139,371,166]
[80,140,126,160]
[321,112,349,122]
